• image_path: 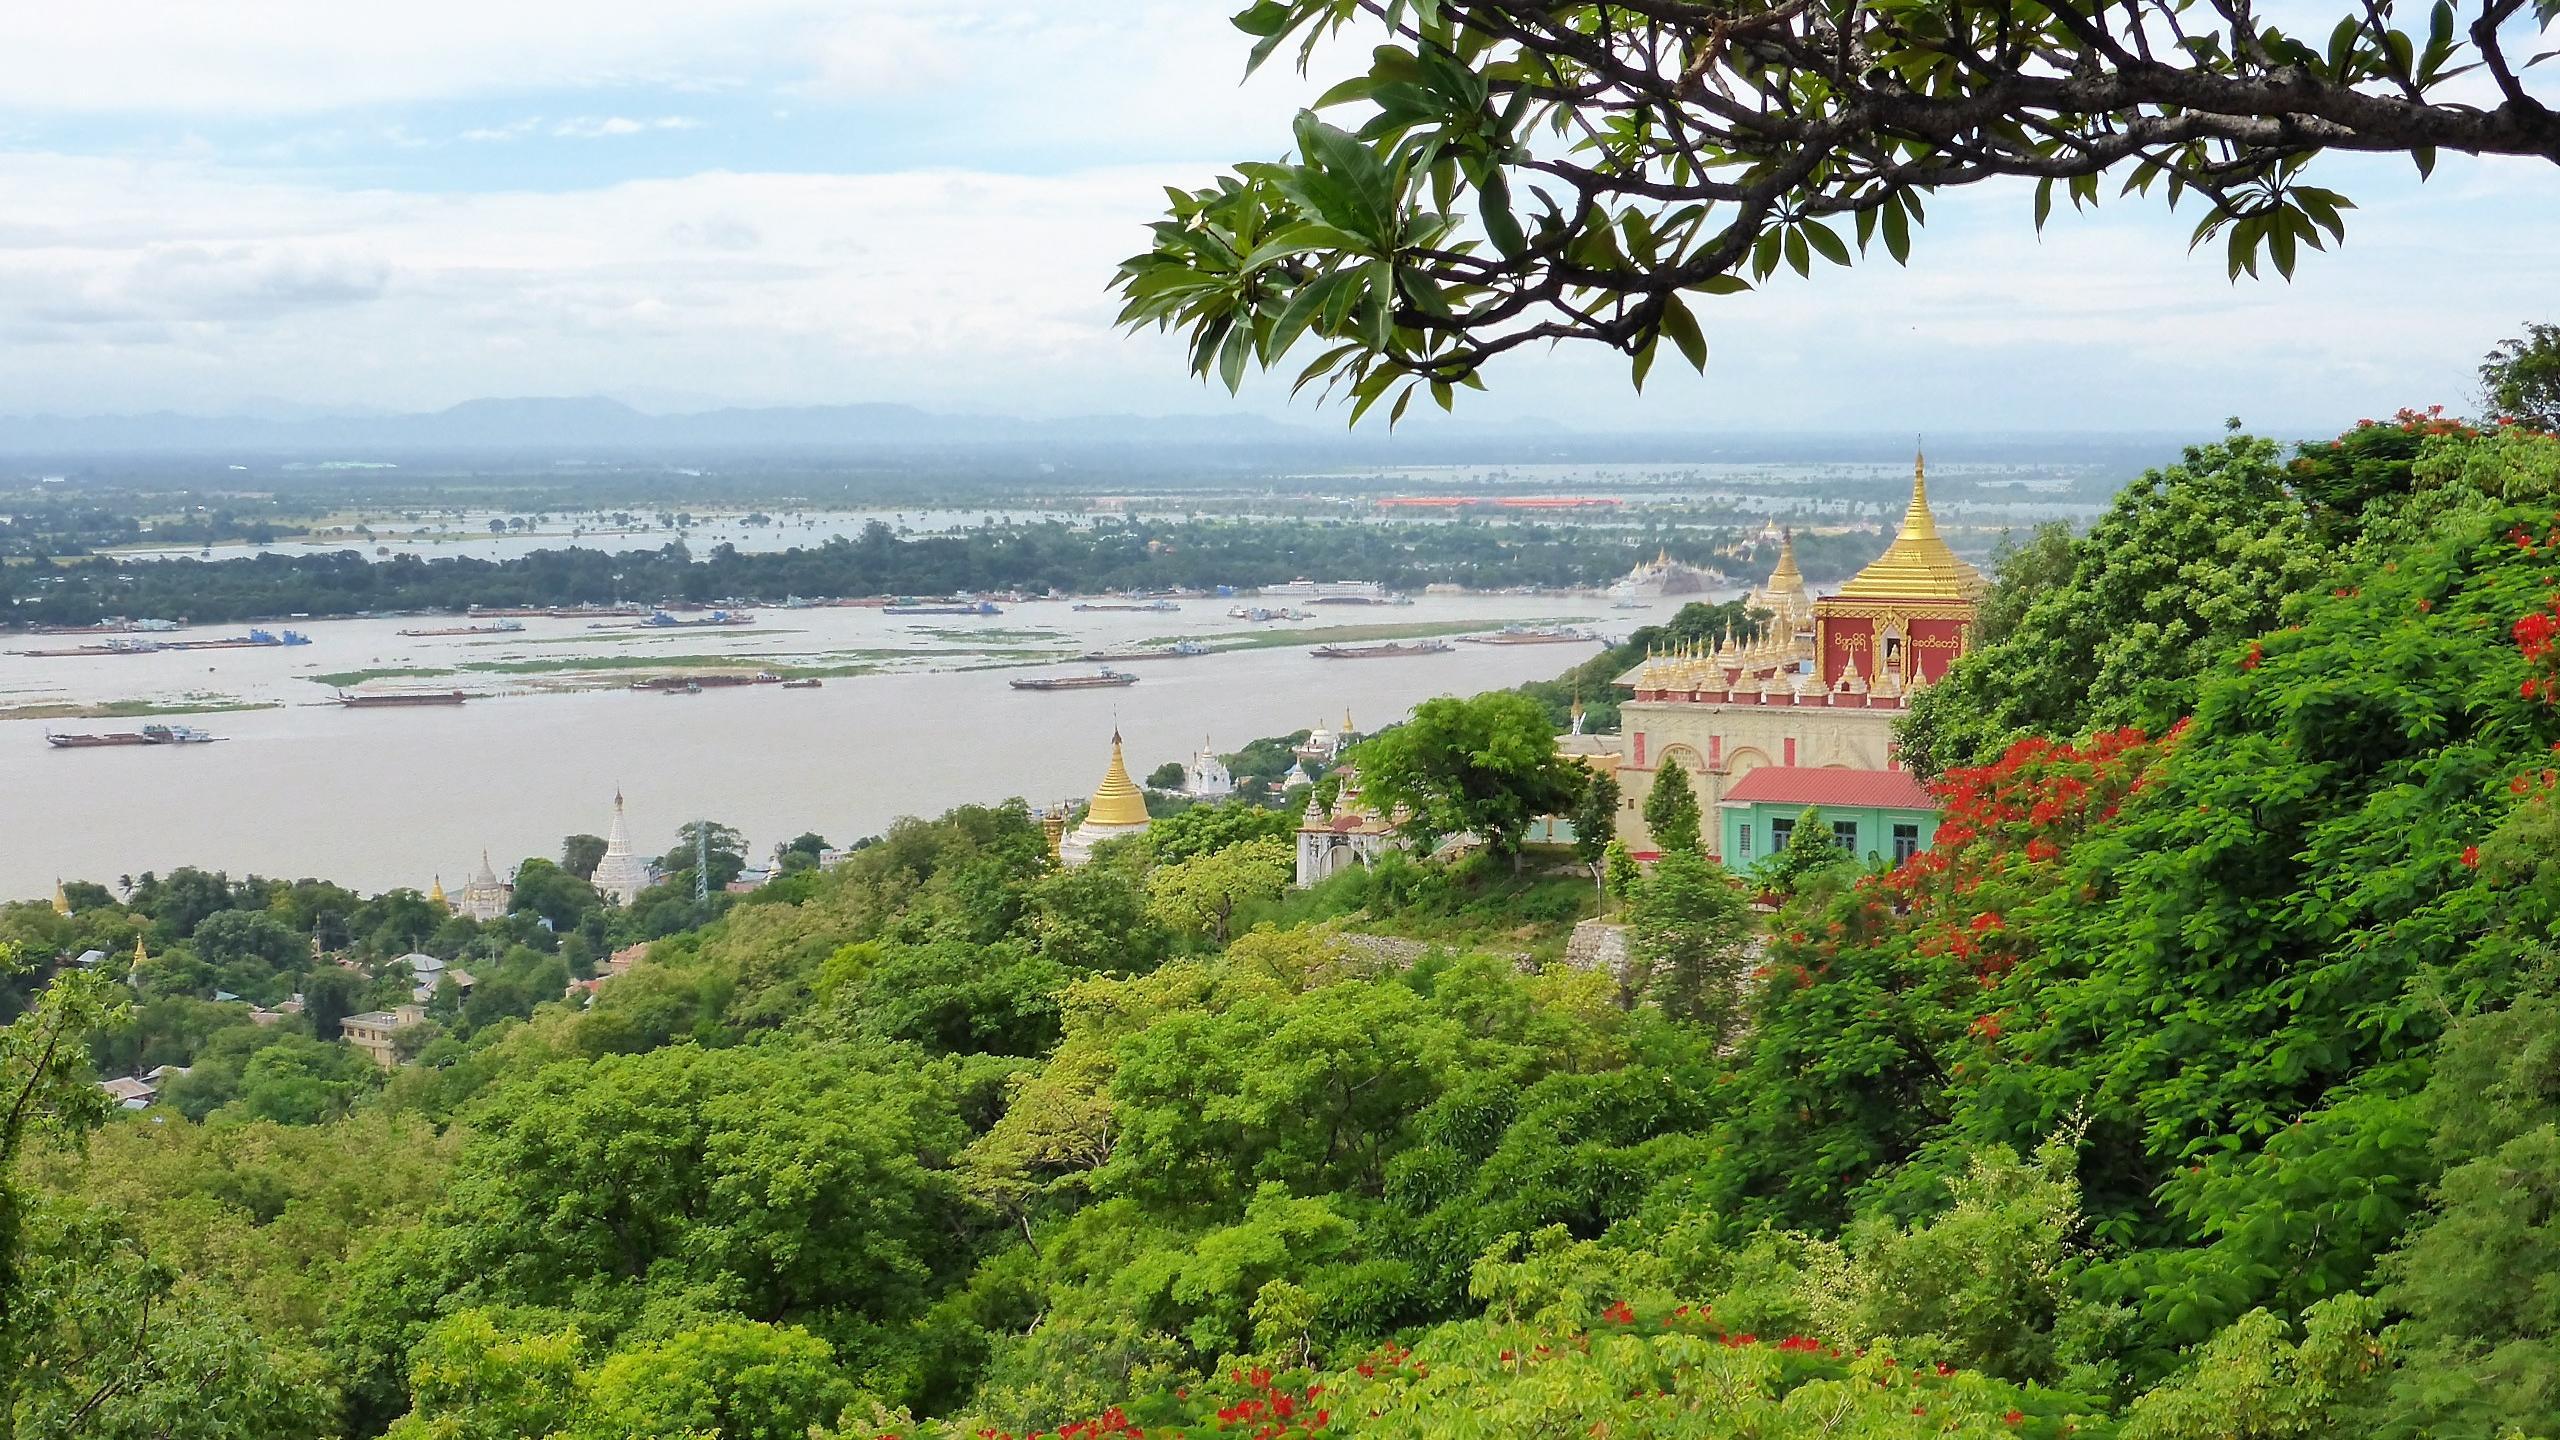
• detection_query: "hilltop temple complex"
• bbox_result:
[1608,454,1984,861]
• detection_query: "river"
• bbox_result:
[1,592,1702,898]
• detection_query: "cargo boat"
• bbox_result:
[885,600,1002,616]
[1311,640,1456,659]
[17,639,166,657]
[1072,599,1179,612]
[336,690,470,708]
[398,620,525,637]
[1009,669,1140,691]
[634,673,782,692]
[1462,627,1597,645]
[45,723,224,748]
[162,628,309,650]
[780,678,823,689]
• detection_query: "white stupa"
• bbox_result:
[591,790,652,906]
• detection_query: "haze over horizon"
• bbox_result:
[3,3,2551,437]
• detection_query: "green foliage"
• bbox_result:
[2480,321,2560,430]
[1900,434,2330,775]
[1143,801,1296,866]
[1118,2,2529,413]
[1145,838,1295,945]
[1751,805,1856,900]
[1347,692,1582,863]
[1623,850,1753,1030]
[1638,760,1701,853]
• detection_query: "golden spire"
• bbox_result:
[429,875,447,908]
[1342,707,1355,735]
[1832,450,1987,601]
[1043,806,1067,861]
[133,933,148,967]
[1769,528,1804,589]
[1084,729,1152,828]
[52,880,69,917]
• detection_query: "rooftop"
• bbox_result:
[1828,455,1987,602]
[1720,766,1934,811]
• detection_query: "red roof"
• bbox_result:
[1720,766,1933,811]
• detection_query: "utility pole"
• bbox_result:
[696,821,710,904]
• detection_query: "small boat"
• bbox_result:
[46,723,224,748]
[398,620,525,637]
[1009,669,1140,691]
[1076,641,1212,662]
[780,678,823,689]
[886,600,1002,616]
[1225,606,1313,622]
[1311,640,1456,659]
[1072,599,1179,612]
[336,690,470,707]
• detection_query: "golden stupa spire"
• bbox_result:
[1832,448,1986,600]
[133,933,148,967]
[52,880,70,917]
[1085,729,1151,828]
[1769,528,1804,588]
[1342,707,1355,735]
[429,874,447,908]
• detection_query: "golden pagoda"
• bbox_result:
[133,934,148,968]
[1833,452,1986,600]
[429,875,447,909]
[52,880,70,917]
[1061,730,1153,866]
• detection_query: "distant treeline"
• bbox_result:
[4,517,1890,626]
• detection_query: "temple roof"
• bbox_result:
[1721,766,1934,811]
[1831,454,1986,601]
[1085,730,1152,828]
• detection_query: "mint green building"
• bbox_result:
[1717,767,1938,869]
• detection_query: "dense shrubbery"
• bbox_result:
[5,419,2559,1437]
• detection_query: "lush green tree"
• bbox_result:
[424,1041,968,1328]
[560,833,608,881]
[2,955,127,1410]
[659,821,748,891]
[387,1308,583,1440]
[1897,434,2333,774]
[1623,849,1754,1030]
[1144,761,1187,791]
[1753,806,1856,900]
[301,966,364,1042]
[1145,838,1295,945]
[1144,801,1296,866]
[1639,761,1701,854]
[507,858,603,931]
[2480,321,2560,429]
[1027,865,1169,975]
[1348,692,1582,868]
[574,1320,856,1440]
[1567,767,1620,897]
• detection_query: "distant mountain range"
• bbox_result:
[0,394,2194,470]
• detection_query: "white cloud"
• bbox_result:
[550,115,702,139]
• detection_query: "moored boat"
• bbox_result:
[1009,669,1140,691]
[780,678,824,689]
[886,600,1002,616]
[1462,626,1597,645]
[1311,640,1456,659]
[46,723,224,748]
[398,620,526,637]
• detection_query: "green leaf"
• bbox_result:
[1802,219,1851,267]
[1658,293,1708,372]
[1881,196,1912,264]
[1232,1,1290,37]
[2033,178,2055,232]
[1479,167,1526,259]
[1783,226,1811,277]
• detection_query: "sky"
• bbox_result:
[0,2,2551,435]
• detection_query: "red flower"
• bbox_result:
[2462,846,2481,867]
[2006,1411,2026,1426]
